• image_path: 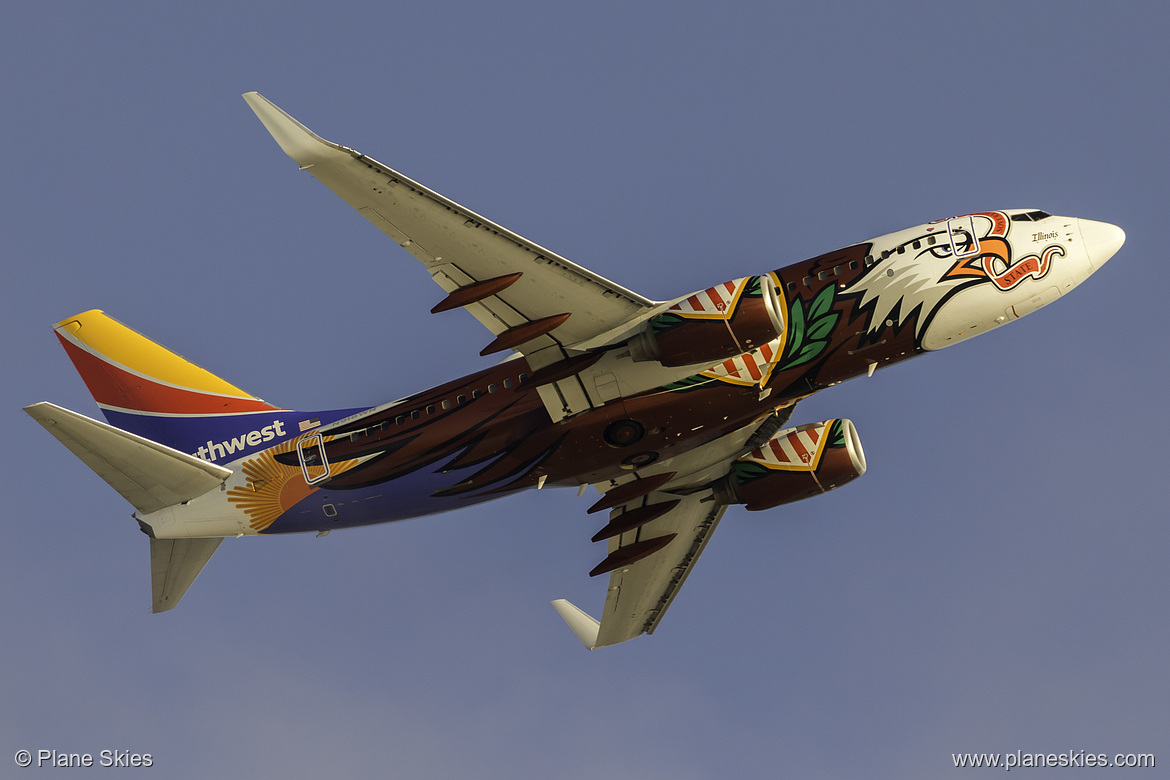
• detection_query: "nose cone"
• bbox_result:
[1077,218,1125,269]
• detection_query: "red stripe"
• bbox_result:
[58,336,277,415]
[743,357,762,381]
[788,433,810,464]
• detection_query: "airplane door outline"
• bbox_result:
[296,432,331,485]
[947,216,981,259]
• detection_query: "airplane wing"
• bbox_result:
[571,486,729,649]
[554,407,797,649]
[243,92,657,364]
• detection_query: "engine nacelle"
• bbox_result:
[725,419,866,511]
[629,275,785,367]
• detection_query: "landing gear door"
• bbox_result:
[947,215,981,259]
[297,432,331,485]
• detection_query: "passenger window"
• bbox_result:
[457,394,467,404]
[425,405,435,414]
[488,384,498,393]
[472,389,482,399]
[442,399,452,410]
[503,378,513,389]
[395,415,405,425]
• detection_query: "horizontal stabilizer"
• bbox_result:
[24,402,231,514]
[551,599,600,650]
[151,537,222,613]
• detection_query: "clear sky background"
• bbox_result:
[3,2,1167,777]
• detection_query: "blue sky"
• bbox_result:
[3,2,1167,777]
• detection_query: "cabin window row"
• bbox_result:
[783,234,943,292]
[390,373,529,426]
[347,373,530,441]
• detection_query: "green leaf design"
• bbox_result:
[796,342,822,362]
[778,284,839,372]
[650,312,688,335]
[809,285,834,321]
[805,316,835,342]
[733,460,772,484]
[827,419,845,448]
[787,295,807,353]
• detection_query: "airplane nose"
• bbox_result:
[1077,218,1125,269]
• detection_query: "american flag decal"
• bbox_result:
[298,418,321,432]
[666,277,750,320]
[700,335,784,387]
[740,421,834,472]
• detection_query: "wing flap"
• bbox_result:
[591,489,728,648]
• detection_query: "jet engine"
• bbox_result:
[723,419,866,511]
[629,275,785,367]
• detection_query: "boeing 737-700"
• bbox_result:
[25,93,1125,648]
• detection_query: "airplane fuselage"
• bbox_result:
[140,210,1122,540]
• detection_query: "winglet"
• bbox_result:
[551,599,600,650]
[242,91,350,166]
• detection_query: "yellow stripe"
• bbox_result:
[57,310,259,399]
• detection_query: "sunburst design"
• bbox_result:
[227,437,359,532]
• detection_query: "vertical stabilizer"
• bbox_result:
[52,310,284,453]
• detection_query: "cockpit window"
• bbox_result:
[1010,210,1053,222]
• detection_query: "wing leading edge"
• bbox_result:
[242,92,657,366]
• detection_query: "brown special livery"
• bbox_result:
[26,94,1125,649]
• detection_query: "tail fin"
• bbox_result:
[52,310,287,458]
[25,401,232,613]
[150,537,222,613]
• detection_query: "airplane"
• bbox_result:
[25,92,1125,649]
